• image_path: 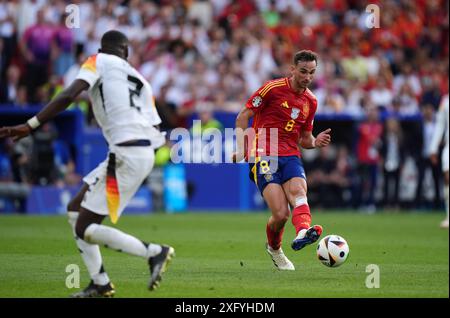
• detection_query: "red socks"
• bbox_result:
[292,204,311,234]
[266,204,312,249]
[266,223,285,250]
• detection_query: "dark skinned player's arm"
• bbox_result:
[34,79,90,124]
[0,79,90,140]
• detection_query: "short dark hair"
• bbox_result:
[293,50,318,65]
[101,30,128,48]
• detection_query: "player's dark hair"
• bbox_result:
[293,50,318,65]
[101,30,128,49]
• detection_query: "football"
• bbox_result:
[317,235,349,267]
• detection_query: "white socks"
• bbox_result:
[68,212,110,286]
[84,223,162,258]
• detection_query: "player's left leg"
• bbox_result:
[262,184,295,270]
[282,177,322,251]
[70,209,114,298]
[67,184,113,298]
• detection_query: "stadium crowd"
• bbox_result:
[0,0,449,211]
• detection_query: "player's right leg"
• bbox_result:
[67,184,114,298]
[282,177,323,251]
[262,184,295,271]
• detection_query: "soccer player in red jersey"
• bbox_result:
[232,50,331,270]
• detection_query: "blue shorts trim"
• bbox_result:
[248,156,306,195]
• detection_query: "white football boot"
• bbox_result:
[266,244,295,271]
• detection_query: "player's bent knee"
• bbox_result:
[273,210,289,224]
[75,208,106,239]
[75,221,87,239]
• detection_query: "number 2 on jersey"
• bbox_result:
[127,75,143,112]
[98,75,144,112]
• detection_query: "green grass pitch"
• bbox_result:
[0,211,448,298]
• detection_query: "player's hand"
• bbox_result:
[314,128,331,148]
[0,124,32,142]
[430,153,438,166]
[231,151,245,163]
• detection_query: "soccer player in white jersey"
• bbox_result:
[0,30,175,297]
[430,94,449,229]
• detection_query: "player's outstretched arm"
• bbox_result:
[232,107,254,163]
[0,79,89,142]
[300,128,331,149]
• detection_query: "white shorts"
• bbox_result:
[81,145,155,223]
[442,144,449,173]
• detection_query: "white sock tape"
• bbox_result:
[295,197,308,207]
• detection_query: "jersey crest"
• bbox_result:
[301,103,309,119]
[291,108,300,119]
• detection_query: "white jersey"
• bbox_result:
[430,94,449,155]
[75,53,165,147]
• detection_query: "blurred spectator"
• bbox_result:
[393,63,422,97]
[52,12,75,77]
[0,64,22,104]
[190,102,223,134]
[0,0,16,80]
[28,122,57,185]
[415,103,442,209]
[355,105,383,212]
[342,80,364,116]
[420,77,443,110]
[62,51,92,123]
[341,46,369,82]
[307,145,352,208]
[6,136,32,184]
[53,139,81,187]
[369,78,393,112]
[380,118,406,209]
[19,8,54,103]
[396,82,420,115]
[155,83,179,132]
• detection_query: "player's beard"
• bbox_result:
[301,79,311,88]
[298,80,310,90]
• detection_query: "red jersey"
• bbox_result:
[245,77,318,158]
[356,122,383,164]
